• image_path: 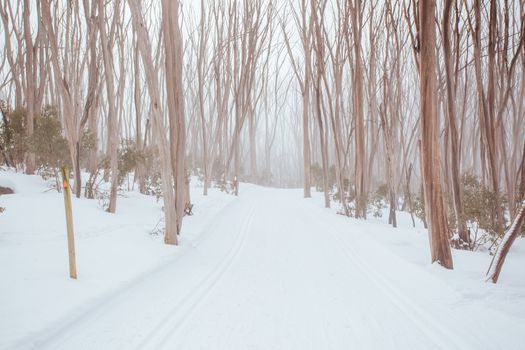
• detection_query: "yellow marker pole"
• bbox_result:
[61,166,77,279]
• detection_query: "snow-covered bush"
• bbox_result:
[145,171,163,200]
[368,184,388,218]
[412,192,426,225]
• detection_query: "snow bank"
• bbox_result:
[0,170,235,349]
[2,172,525,349]
[310,190,525,323]
[0,169,48,194]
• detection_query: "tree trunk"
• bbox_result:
[128,0,178,244]
[162,0,186,236]
[351,0,367,219]
[98,0,119,213]
[487,201,525,283]
[22,0,35,174]
[443,0,469,246]
[419,0,453,269]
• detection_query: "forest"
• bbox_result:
[0,0,524,284]
[2,1,525,348]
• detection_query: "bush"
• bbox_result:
[415,173,508,249]
[80,130,97,167]
[27,106,70,170]
[0,107,28,168]
[211,158,225,184]
[368,184,389,218]
[461,173,507,243]
[118,139,145,186]
[311,163,336,193]
[412,192,426,225]
[145,171,163,200]
[333,177,352,201]
[134,146,163,199]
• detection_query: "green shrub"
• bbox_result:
[412,192,426,224]
[461,173,506,238]
[27,106,70,170]
[0,107,28,167]
[368,184,389,218]
[80,130,97,167]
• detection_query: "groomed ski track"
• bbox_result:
[16,186,524,350]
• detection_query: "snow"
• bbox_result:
[1,170,525,349]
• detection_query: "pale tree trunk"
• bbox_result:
[22,0,35,174]
[41,0,81,198]
[82,0,100,175]
[311,0,330,208]
[224,0,270,196]
[162,0,186,236]
[380,98,397,228]
[248,103,257,182]
[206,8,231,194]
[281,0,312,197]
[196,0,209,195]
[487,201,525,283]
[419,0,453,269]
[467,0,504,234]
[133,37,146,194]
[443,0,469,246]
[128,0,178,244]
[301,1,312,198]
[350,0,367,219]
[364,1,379,202]
[205,2,232,195]
[33,1,47,121]
[0,2,23,108]
[98,0,119,213]
[301,96,312,197]
[322,10,349,216]
[380,4,399,228]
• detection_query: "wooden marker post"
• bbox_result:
[61,166,77,279]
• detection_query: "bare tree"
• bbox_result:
[128,0,178,244]
[162,0,187,236]
[282,0,313,198]
[418,0,453,269]
[98,0,120,213]
[348,0,367,218]
[311,0,330,208]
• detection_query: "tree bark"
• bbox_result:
[128,0,178,244]
[350,0,367,219]
[22,0,35,174]
[443,0,469,246]
[98,0,120,213]
[162,0,186,236]
[419,0,453,269]
[487,201,525,283]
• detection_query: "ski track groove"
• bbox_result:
[11,188,512,349]
[17,196,241,350]
[319,214,481,350]
[135,203,257,349]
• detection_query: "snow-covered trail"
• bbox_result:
[16,186,524,349]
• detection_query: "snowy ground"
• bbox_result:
[1,170,525,349]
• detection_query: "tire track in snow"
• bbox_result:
[134,202,257,350]
[318,215,482,350]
